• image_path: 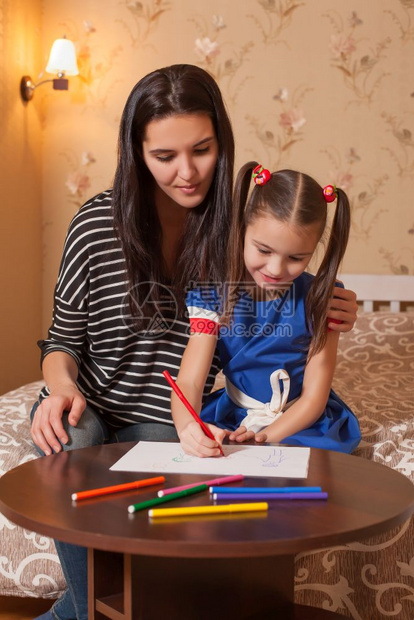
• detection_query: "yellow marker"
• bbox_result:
[148,502,268,519]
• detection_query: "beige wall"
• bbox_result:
[0,0,43,393]
[40,0,414,334]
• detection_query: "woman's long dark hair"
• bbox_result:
[224,163,351,358]
[112,64,234,325]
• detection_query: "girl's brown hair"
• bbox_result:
[224,162,351,358]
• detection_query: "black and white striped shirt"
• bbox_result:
[38,190,221,428]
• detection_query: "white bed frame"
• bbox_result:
[340,274,414,312]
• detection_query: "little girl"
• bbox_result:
[171,163,361,457]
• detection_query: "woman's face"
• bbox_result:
[142,113,219,211]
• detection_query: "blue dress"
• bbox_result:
[187,273,361,454]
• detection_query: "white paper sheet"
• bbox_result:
[110,442,310,478]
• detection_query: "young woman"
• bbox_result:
[32,67,358,620]
[172,163,361,457]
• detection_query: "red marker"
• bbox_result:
[71,476,165,501]
[163,370,225,457]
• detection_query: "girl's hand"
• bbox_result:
[228,426,268,443]
[178,421,227,458]
[327,286,358,332]
[30,385,86,456]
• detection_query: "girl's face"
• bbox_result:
[243,213,321,293]
[142,113,219,212]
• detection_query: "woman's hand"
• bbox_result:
[30,384,86,456]
[327,286,358,332]
[228,426,268,444]
[178,421,227,458]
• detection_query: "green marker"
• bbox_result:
[127,483,208,514]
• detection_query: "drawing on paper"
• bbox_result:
[110,442,310,479]
[171,446,286,468]
[260,448,287,468]
[172,452,193,463]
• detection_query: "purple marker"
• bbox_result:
[213,492,328,501]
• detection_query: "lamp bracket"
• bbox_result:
[20,75,69,102]
[20,76,35,102]
[53,78,69,91]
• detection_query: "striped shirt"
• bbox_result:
[38,190,221,428]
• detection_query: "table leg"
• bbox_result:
[88,548,124,619]
[127,554,294,619]
[88,551,348,619]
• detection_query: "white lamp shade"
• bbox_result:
[46,38,79,76]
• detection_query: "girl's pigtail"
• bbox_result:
[306,187,351,357]
[222,161,258,324]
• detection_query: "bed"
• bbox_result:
[1,275,413,618]
[0,379,65,599]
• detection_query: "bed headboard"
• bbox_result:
[339,274,414,312]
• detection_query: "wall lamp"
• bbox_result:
[20,36,79,102]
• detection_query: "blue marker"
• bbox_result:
[209,486,322,494]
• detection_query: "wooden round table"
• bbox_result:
[1,442,413,619]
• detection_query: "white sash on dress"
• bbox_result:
[225,368,295,433]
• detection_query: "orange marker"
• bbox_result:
[163,370,225,457]
[71,476,165,501]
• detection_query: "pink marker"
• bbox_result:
[157,474,244,497]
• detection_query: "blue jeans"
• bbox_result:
[30,402,178,620]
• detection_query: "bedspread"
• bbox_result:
[294,312,414,619]
[0,311,413,618]
[0,380,65,598]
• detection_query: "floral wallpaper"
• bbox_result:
[38,0,414,330]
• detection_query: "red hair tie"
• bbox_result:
[323,184,338,203]
[252,164,271,185]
